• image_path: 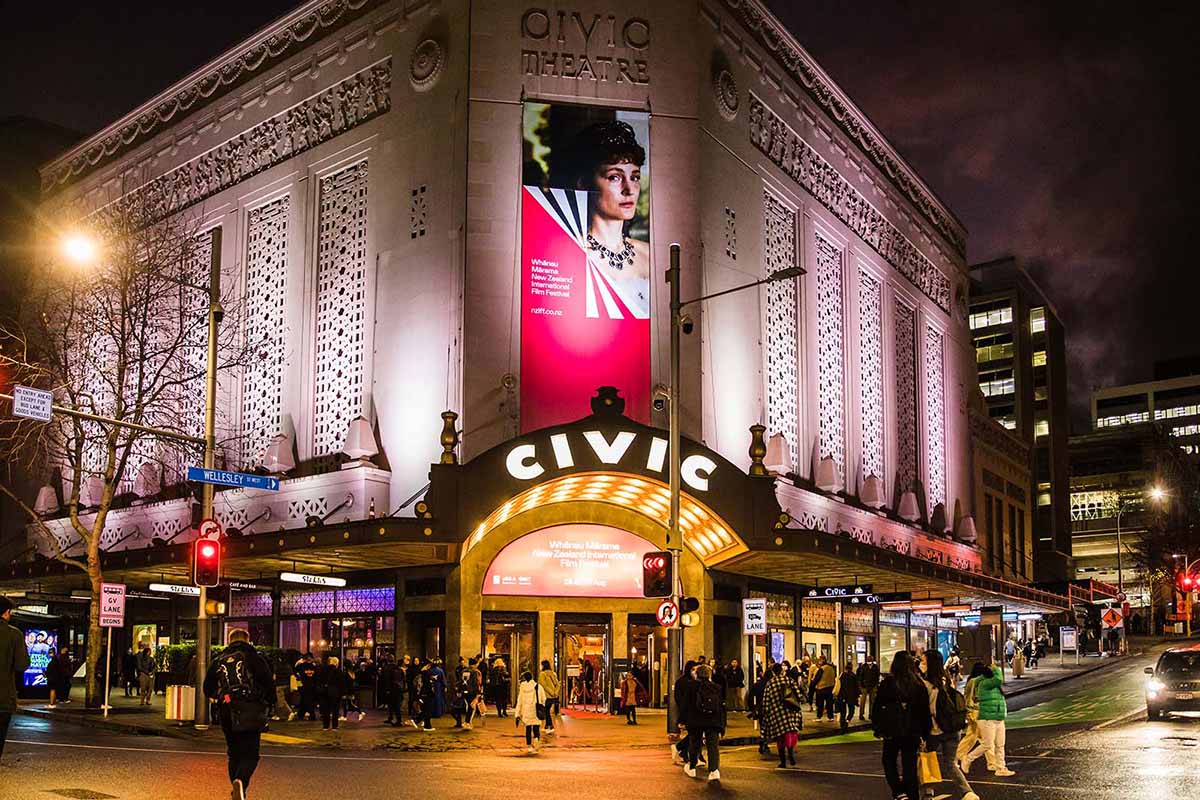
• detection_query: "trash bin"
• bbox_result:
[166,684,195,722]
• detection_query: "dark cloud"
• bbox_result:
[767,0,1200,426]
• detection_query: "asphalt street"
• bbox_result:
[2,646,1196,800]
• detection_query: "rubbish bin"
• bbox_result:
[166,684,196,722]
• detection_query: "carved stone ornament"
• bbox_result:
[96,59,392,227]
[722,0,965,257]
[42,0,385,195]
[409,38,445,92]
[714,68,739,121]
[749,93,951,313]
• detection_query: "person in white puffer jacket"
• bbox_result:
[514,671,545,754]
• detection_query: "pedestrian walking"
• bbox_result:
[748,661,772,754]
[682,664,725,782]
[836,661,860,731]
[385,655,408,725]
[619,670,643,725]
[316,656,351,730]
[920,650,978,800]
[411,661,435,731]
[945,648,962,684]
[960,662,1014,777]
[724,658,745,711]
[44,647,62,708]
[406,656,422,719]
[203,629,274,800]
[758,662,803,768]
[1003,637,1015,665]
[873,650,932,800]
[955,662,991,769]
[0,596,29,764]
[806,658,820,709]
[514,670,545,754]
[1012,645,1026,679]
[342,660,364,721]
[671,660,698,765]
[449,657,469,728]
[271,656,295,721]
[491,657,510,717]
[537,660,561,733]
[293,654,318,720]
[136,643,155,705]
[856,655,880,720]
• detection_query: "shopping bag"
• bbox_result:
[917,750,943,785]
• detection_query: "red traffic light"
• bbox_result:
[642,550,672,598]
[193,538,221,587]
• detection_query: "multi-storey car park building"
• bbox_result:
[1092,357,1200,459]
[968,258,1071,582]
[2,0,1066,703]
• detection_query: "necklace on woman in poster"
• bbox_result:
[587,233,635,271]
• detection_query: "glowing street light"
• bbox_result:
[60,232,99,266]
[1149,485,1167,502]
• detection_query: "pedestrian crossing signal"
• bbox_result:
[193,538,221,587]
[642,551,671,597]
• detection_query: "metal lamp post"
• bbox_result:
[664,243,803,733]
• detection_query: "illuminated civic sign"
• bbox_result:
[504,429,716,492]
[483,523,655,598]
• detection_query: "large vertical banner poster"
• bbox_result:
[520,102,651,432]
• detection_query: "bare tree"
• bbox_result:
[0,194,249,707]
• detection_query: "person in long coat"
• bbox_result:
[427,659,447,718]
[758,663,803,768]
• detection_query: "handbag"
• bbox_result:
[535,685,547,721]
[917,750,943,785]
[781,682,804,712]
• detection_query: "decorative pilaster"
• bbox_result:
[440,411,459,465]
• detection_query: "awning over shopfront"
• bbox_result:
[717,527,1069,615]
[0,516,453,593]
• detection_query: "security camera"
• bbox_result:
[653,397,666,412]
[680,314,694,335]
[652,384,670,412]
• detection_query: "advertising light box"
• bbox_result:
[483,523,655,598]
[520,102,652,431]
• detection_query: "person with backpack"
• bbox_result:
[681,664,725,782]
[961,661,1014,777]
[537,660,561,733]
[203,629,274,800]
[836,661,861,731]
[955,662,991,769]
[945,648,962,685]
[514,670,545,754]
[921,650,978,800]
[856,655,881,720]
[316,656,351,730]
[671,660,698,765]
[873,651,932,800]
[759,662,804,769]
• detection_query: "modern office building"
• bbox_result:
[1092,357,1200,459]
[968,257,1071,581]
[1,0,1067,701]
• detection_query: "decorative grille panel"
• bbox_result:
[336,586,395,613]
[312,160,369,456]
[815,234,844,480]
[843,605,874,634]
[802,599,836,631]
[764,192,798,471]
[242,196,289,467]
[280,589,335,616]
[724,207,737,260]
[894,300,918,492]
[859,270,884,480]
[924,325,946,509]
[229,591,273,618]
[410,185,427,239]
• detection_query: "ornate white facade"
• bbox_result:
[35,0,977,568]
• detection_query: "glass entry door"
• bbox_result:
[556,618,610,712]
[482,613,536,708]
[628,618,666,707]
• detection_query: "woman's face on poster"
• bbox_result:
[591,160,641,222]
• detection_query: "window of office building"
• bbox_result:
[970,302,1013,331]
[1030,306,1046,333]
[979,368,1015,398]
[1035,418,1049,438]
[1032,350,1047,367]
[975,332,1014,363]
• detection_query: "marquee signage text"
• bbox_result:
[503,429,716,492]
[520,9,650,84]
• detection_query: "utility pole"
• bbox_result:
[666,243,683,735]
[194,227,223,728]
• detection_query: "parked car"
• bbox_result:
[1145,645,1200,720]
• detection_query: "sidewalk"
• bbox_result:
[17,654,1117,751]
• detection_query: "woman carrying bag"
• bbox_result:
[514,670,546,754]
[873,651,931,800]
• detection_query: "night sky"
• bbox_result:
[2,2,1196,427]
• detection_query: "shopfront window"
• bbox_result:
[879,610,908,672]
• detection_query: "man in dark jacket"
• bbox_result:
[683,664,726,782]
[856,655,880,720]
[671,659,697,765]
[203,629,274,800]
[724,658,745,711]
[0,596,30,762]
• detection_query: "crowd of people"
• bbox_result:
[1004,634,1048,677]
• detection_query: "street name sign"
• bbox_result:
[12,385,52,422]
[187,466,280,491]
[99,583,126,628]
[742,597,767,634]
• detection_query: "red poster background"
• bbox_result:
[520,188,650,431]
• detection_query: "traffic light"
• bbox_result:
[1179,571,1196,592]
[193,538,221,587]
[680,596,701,627]
[642,551,672,597]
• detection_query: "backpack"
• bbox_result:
[871,682,915,740]
[695,679,723,717]
[213,649,267,733]
[936,682,969,733]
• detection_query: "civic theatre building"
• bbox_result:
[6,0,1065,704]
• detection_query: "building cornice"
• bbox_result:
[39,0,397,196]
[718,0,967,257]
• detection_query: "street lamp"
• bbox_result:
[664,244,804,733]
[60,231,100,266]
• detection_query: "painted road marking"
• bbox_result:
[261,732,315,744]
[9,739,450,764]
